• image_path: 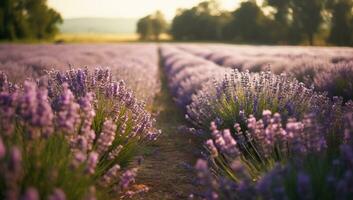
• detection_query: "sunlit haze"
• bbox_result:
[48,0,239,20]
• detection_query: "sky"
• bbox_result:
[48,0,239,20]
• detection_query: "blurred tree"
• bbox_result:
[151,11,167,41]
[290,0,325,45]
[25,0,62,39]
[136,11,167,41]
[264,0,290,43]
[326,0,353,46]
[0,0,29,39]
[170,9,197,40]
[142,0,352,45]
[224,1,274,43]
[0,0,62,40]
[137,15,153,40]
[171,0,229,40]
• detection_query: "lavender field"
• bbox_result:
[1,43,353,200]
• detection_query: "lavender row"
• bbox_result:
[179,44,353,101]
[160,45,230,107]
[161,45,330,131]
[179,44,353,72]
[0,44,160,103]
[0,68,160,199]
[161,45,353,199]
[183,68,353,199]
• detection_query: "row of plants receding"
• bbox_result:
[161,45,353,200]
[0,68,160,199]
[179,44,353,102]
[0,44,160,105]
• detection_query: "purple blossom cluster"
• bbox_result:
[46,67,160,141]
[0,67,159,199]
[193,111,353,200]
[208,112,327,176]
[0,78,86,199]
[186,69,327,130]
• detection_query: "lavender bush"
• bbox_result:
[193,110,353,200]
[0,68,160,199]
[314,62,353,101]
[186,70,326,131]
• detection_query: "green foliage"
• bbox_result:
[137,16,153,40]
[168,0,352,46]
[136,10,168,41]
[171,0,229,41]
[290,0,325,45]
[92,96,139,173]
[223,1,275,43]
[264,0,291,42]
[0,130,94,199]
[327,0,353,46]
[0,0,62,40]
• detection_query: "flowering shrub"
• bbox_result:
[193,111,353,200]
[0,68,160,199]
[186,70,326,131]
[314,62,353,101]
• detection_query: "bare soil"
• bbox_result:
[130,52,203,199]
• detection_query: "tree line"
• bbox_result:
[137,11,168,41]
[137,0,353,46]
[0,0,62,40]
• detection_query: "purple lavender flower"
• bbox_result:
[297,172,313,200]
[221,129,238,156]
[71,151,86,169]
[21,187,39,200]
[0,71,10,92]
[206,139,218,157]
[108,145,123,160]
[344,112,353,146]
[48,188,66,200]
[18,81,54,138]
[119,168,137,191]
[55,83,80,135]
[0,136,5,159]
[85,151,98,175]
[101,164,121,186]
[9,146,22,174]
[78,92,96,150]
[256,165,288,200]
[96,120,116,156]
[0,91,16,135]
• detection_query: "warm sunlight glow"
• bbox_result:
[48,0,239,19]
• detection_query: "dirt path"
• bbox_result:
[132,50,202,200]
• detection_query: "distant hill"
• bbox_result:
[59,18,138,34]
